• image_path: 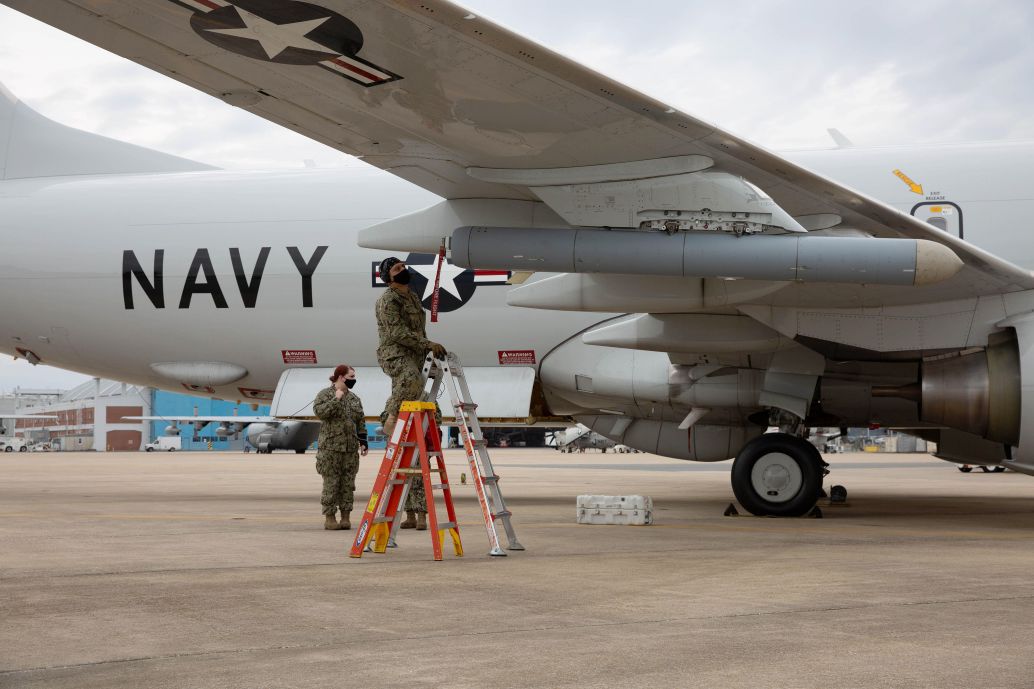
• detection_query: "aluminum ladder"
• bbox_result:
[421,352,524,556]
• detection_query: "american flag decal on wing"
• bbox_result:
[171,0,402,88]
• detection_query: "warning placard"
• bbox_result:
[498,350,536,365]
[282,349,318,365]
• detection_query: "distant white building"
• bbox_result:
[5,379,151,451]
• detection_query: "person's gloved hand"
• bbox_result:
[429,342,448,359]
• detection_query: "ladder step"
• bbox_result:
[493,510,512,519]
[387,479,406,485]
[373,516,394,524]
[482,475,499,484]
[431,483,449,490]
[454,402,478,411]
[437,521,457,530]
[396,468,440,475]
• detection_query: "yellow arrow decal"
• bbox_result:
[892,169,924,195]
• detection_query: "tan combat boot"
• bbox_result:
[415,511,427,531]
[400,510,417,529]
[324,513,341,530]
[339,511,351,530]
[383,415,397,439]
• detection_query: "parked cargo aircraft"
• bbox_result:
[3,0,1034,516]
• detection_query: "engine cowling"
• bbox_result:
[871,329,1021,446]
[539,328,765,460]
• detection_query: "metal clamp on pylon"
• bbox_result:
[350,401,463,561]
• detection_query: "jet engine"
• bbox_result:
[245,421,319,454]
[539,327,765,460]
[872,329,1021,445]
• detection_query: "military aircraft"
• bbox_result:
[2,0,1033,517]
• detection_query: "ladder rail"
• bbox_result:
[424,352,524,554]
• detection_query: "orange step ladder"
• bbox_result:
[349,401,463,561]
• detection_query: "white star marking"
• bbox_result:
[409,256,467,301]
[206,8,334,60]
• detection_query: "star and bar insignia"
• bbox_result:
[371,253,511,314]
[170,0,402,87]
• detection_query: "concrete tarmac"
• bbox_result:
[2,449,1034,688]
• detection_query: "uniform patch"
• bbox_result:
[171,0,402,87]
[371,253,510,313]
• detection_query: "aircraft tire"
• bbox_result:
[731,433,824,517]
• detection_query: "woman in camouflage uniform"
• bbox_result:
[312,364,368,530]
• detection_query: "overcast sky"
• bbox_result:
[2,0,1033,391]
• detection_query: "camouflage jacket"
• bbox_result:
[313,386,363,456]
[376,286,431,361]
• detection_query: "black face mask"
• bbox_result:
[392,268,412,285]
[345,379,357,389]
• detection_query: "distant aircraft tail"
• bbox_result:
[0,81,213,180]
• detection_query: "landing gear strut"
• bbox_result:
[731,433,826,517]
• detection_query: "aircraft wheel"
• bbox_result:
[731,433,824,517]
[958,465,972,472]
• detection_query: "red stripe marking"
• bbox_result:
[331,57,383,83]
[195,0,222,10]
[474,270,509,276]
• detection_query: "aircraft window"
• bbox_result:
[926,217,948,232]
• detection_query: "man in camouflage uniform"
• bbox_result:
[376,256,447,531]
[313,364,368,530]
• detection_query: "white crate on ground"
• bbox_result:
[576,495,653,525]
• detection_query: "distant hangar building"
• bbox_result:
[4,379,270,451]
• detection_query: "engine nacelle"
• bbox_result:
[873,329,1021,446]
[245,421,319,453]
[579,414,761,461]
[921,330,1020,445]
[539,325,766,460]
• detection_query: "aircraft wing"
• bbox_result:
[5,0,1032,294]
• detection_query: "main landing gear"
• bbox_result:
[731,433,827,517]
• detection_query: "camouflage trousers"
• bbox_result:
[378,354,442,513]
[378,354,425,425]
[317,452,360,515]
